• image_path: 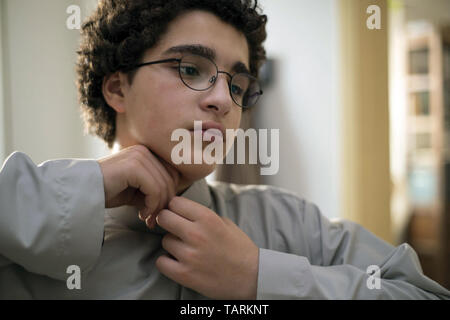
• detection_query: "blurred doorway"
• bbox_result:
[389,0,450,289]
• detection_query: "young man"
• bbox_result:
[0,0,449,299]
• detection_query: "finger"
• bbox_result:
[155,254,187,286]
[131,190,146,210]
[128,164,161,220]
[168,196,208,221]
[161,233,186,262]
[156,209,192,240]
[155,154,181,191]
[145,208,158,229]
[137,157,169,214]
[137,148,176,216]
[137,148,179,218]
[136,146,176,196]
[143,151,174,203]
[140,206,152,223]
[147,151,178,199]
[107,187,143,209]
[128,191,148,221]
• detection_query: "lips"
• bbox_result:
[199,121,225,137]
[189,120,225,141]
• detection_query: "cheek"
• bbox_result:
[128,80,193,157]
[132,77,184,126]
[229,109,243,130]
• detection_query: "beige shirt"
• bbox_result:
[1,151,449,299]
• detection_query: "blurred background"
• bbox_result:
[0,0,449,288]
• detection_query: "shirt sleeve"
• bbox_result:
[256,197,450,300]
[0,151,105,281]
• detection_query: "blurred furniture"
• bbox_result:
[405,23,450,289]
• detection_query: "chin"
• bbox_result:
[175,163,217,183]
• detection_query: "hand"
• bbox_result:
[155,196,259,300]
[97,145,179,228]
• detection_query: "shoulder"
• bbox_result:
[206,180,323,223]
[207,179,301,197]
[208,180,300,202]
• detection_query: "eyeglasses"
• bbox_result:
[131,54,263,109]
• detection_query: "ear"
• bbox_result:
[102,72,128,113]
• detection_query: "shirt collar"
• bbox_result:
[105,178,212,234]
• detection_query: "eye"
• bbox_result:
[231,84,244,96]
[179,64,200,77]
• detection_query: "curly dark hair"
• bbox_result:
[76,0,267,148]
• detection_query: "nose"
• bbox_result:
[198,73,233,116]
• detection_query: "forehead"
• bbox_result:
[145,10,250,69]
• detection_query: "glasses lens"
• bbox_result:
[231,73,261,108]
[179,55,217,91]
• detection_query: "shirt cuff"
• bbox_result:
[53,159,105,279]
[257,248,310,299]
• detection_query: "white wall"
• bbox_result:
[256,0,340,219]
[1,0,108,165]
[0,1,5,162]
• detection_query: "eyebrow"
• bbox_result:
[162,44,250,74]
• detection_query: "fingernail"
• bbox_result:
[138,210,146,221]
[145,214,153,228]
